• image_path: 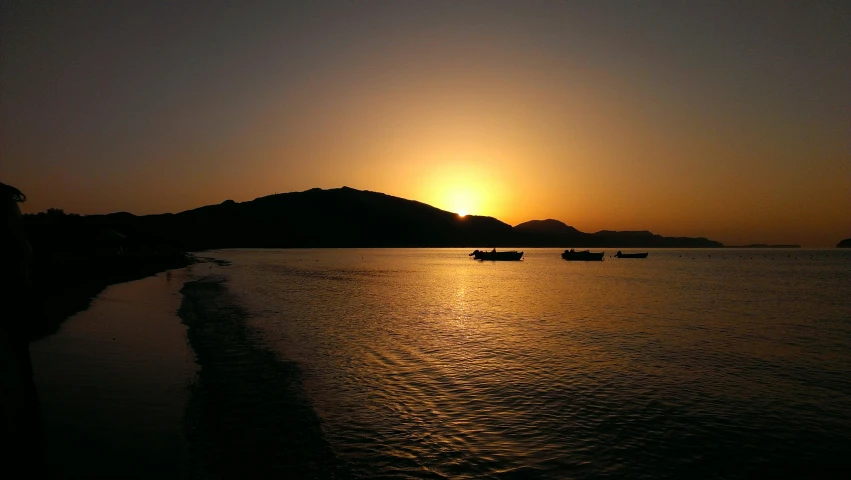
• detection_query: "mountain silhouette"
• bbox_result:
[26,186,723,251]
[514,219,584,246]
[587,229,720,248]
[515,219,583,234]
[838,238,851,248]
[122,187,514,249]
[512,219,722,248]
[725,244,801,248]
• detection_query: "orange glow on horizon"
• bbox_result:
[4,2,849,247]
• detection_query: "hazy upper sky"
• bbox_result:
[2,1,848,246]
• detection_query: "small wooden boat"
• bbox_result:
[470,249,524,261]
[615,251,648,259]
[561,249,604,261]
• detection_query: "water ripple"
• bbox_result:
[211,248,851,478]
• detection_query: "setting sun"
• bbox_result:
[413,160,515,221]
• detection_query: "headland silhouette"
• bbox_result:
[726,244,802,248]
[26,187,723,252]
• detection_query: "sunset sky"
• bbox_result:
[2,1,848,246]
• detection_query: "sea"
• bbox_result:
[32,248,851,479]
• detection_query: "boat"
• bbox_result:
[469,249,524,261]
[615,251,648,258]
[561,249,604,261]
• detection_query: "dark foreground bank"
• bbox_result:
[178,275,349,478]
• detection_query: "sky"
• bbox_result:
[1,1,848,246]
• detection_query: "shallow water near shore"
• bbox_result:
[29,248,851,479]
[205,248,851,479]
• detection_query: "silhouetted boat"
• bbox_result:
[470,249,524,261]
[615,251,648,259]
[561,249,604,261]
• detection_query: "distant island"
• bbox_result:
[838,238,851,248]
[726,244,801,248]
[24,187,724,251]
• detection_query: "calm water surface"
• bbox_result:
[206,248,851,479]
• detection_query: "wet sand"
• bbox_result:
[30,262,347,479]
[179,275,348,478]
[31,269,195,479]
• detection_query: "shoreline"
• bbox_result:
[28,253,194,343]
[31,257,349,478]
[178,274,349,478]
[31,269,195,478]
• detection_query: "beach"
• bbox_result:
[31,268,195,478]
[30,259,347,478]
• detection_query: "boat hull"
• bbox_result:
[561,250,604,261]
[615,252,648,258]
[471,251,524,261]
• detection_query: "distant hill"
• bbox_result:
[511,219,722,248]
[515,219,583,235]
[587,229,721,248]
[514,219,584,246]
[24,187,724,250]
[99,187,514,249]
[726,244,801,248]
[838,238,851,248]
